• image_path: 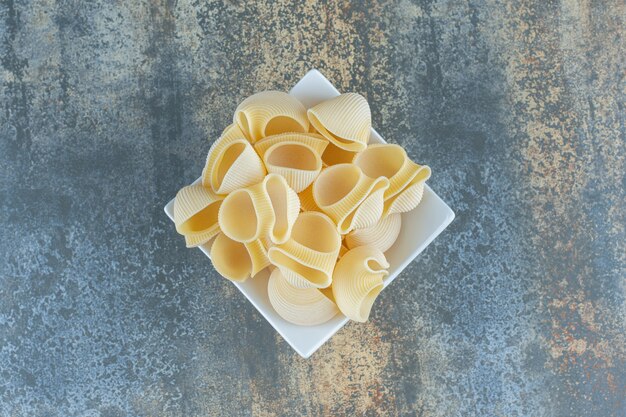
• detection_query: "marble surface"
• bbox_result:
[0,0,624,416]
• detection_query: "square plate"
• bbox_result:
[164,69,455,358]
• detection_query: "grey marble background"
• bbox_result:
[1,0,624,416]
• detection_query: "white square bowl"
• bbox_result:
[164,69,455,358]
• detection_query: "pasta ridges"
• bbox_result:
[210,233,269,282]
[218,174,300,244]
[338,176,388,233]
[255,133,329,193]
[267,212,341,289]
[264,174,301,244]
[218,185,272,243]
[313,164,389,234]
[353,144,431,216]
[384,165,431,216]
[345,213,401,253]
[307,93,371,152]
[202,137,266,194]
[245,239,271,276]
[332,246,389,322]
[267,269,339,326]
[254,132,327,158]
[174,184,224,248]
[234,91,309,143]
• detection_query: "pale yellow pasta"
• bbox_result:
[219,123,248,144]
[245,238,272,276]
[384,173,430,215]
[254,132,327,159]
[338,243,349,258]
[353,144,431,216]
[174,184,224,248]
[321,141,359,167]
[348,182,388,230]
[218,174,300,244]
[312,163,389,234]
[175,90,441,326]
[263,174,301,244]
[345,213,401,253]
[307,93,370,152]
[209,233,270,282]
[202,127,266,194]
[298,184,321,212]
[267,212,341,289]
[234,91,309,143]
[267,268,339,326]
[332,245,389,322]
[319,286,335,303]
[254,133,328,192]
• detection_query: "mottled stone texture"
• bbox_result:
[0,0,624,416]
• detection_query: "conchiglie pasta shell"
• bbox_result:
[218,174,300,244]
[307,93,371,152]
[383,165,431,216]
[345,213,401,253]
[347,183,388,230]
[174,184,224,248]
[267,212,341,289]
[263,174,301,244]
[235,91,309,143]
[353,144,431,216]
[218,185,273,243]
[255,133,329,192]
[202,134,266,195]
[312,163,389,234]
[267,269,339,326]
[209,233,270,282]
[332,246,389,322]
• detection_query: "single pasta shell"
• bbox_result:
[267,212,341,289]
[209,233,269,282]
[202,135,266,195]
[263,174,301,244]
[332,246,389,322]
[200,124,248,189]
[174,184,224,248]
[353,144,431,215]
[218,185,273,243]
[383,165,431,216]
[312,163,389,234]
[307,93,371,152]
[345,178,388,232]
[345,213,401,253]
[218,174,300,244]
[267,268,339,326]
[234,91,309,143]
[255,133,329,193]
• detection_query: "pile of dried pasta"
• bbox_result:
[174,91,431,325]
